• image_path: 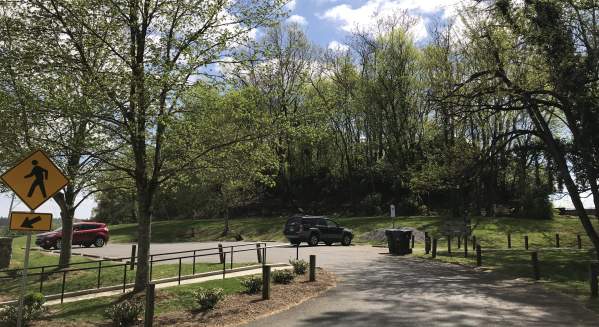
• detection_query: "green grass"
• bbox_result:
[0,235,248,301]
[107,214,599,249]
[47,277,245,323]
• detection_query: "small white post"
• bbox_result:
[390,204,396,228]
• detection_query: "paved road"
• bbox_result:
[244,255,599,327]
[62,241,383,266]
[66,242,599,325]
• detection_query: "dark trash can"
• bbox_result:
[385,229,413,255]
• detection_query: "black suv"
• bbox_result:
[284,215,353,246]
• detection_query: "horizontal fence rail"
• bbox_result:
[0,242,298,304]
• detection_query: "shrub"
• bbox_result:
[289,259,308,275]
[271,269,295,284]
[241,275,262,294]
[194,287,224,310]
[0,292,47,326]
[104,299,143,327]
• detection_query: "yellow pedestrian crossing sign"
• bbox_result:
[1,150,69,210]
[9,212,53,232]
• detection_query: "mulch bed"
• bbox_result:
[155,268,336,327]
[32,268,336,327]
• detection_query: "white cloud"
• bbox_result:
[327,40,349,52]
[320,0,463,41]
[285,0,297,11]
[287,14,308,26]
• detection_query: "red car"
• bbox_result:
[35,222,110,250]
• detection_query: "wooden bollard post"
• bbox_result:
[472,235,477,250]
[578,234,582,249]
[531,251,540,280]
[130,244,137,271]
[425,233,431,254]
[555,233,560,248]
[144,282,155,327]
[524,235,529,250]
[309,255,316,282]
[218,243,225,264]
[476,244,482,266]
[262,265,271,300]
[447,235,451,254]
[432,238,437,258]
[411,234,415,249]
[507,233,511,249]
[256,243,262,263]
[464,235,468,258]
[590,263,598,298]
[457,235,461,249]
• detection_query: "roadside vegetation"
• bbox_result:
[28,269,334,326]
[106,214,595,247]
[0,236,246,301]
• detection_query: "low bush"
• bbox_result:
[289,259,308,275]
[0,292,47,326]
[241,275,262,294]
[194,287,224,310]
[104,299,143,327]
[271,269,295,284]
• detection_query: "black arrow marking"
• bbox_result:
[21,216,42,229]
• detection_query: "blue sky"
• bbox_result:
[283,0,466,50]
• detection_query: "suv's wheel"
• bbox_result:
[341,234,352,246]
[291,241,301,246]
[55,239,62,250]
[83,242,92,248]
[308,233,319,246]
[41,245,52,250]
[325,241,332,246]
[94,237,105,248]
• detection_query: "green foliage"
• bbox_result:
[271,269,295,284]
[289,259,308,275]
[193,287,224,310]
[104,299,143,327]
[0,292,47,326]
[240,275,262,294]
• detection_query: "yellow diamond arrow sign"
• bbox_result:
[1,150,69,210]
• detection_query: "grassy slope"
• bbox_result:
[48,277,245,323]
[0,236,246,300]
[108,214,598,248]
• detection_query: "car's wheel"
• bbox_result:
[83,242,92,248]
[308,233,319,246]
[341,234,352,246]
[94,237,105,248]
[291,241,301,246]
[55,239,62,250]
[41,245,52,250]
[325,241,332,246]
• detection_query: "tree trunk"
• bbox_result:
[54,186,76,268]
[133,190,152,292]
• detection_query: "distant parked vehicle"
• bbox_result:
[284,215,353,246]
[35,222,110,250]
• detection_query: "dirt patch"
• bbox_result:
[155,268,336,327]
[31,269,335,327]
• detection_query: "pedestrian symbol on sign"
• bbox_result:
[25,160,49,198]
[0,150,69,210]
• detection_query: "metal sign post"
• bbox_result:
[390,204,396,228]
[16,230,32,327]
[1,150,67,327]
